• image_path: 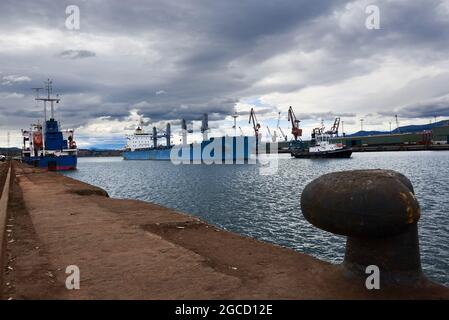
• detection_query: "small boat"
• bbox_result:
[290,126,352,159]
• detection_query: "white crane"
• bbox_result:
[277,111,288,141]
[266,126,277,143]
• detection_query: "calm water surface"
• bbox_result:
[64,151,449,285]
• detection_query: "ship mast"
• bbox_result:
[36,79,60,120]
[32,87,44,154]
[34,79,61,154]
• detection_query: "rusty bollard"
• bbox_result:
[301,169,425,286]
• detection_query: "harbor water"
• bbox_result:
[64,151,449,286]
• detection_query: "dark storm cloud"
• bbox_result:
[1,0,449,140]
[381,94,449,119]
[58,50,96,59]
[296,112,356,121]
[2,109,43,118]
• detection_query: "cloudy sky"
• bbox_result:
[1,0,449,148]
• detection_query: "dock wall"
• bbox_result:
[0,163,11,299]
[2,161,449,299]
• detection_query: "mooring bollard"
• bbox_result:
[301,169,425,286]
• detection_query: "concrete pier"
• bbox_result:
[1,162,448,299]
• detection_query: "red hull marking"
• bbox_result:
[47,166,76,171]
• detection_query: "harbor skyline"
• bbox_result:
[1,1,449,305]
[1,1,449,148]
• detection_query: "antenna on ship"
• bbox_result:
[36,79,60,120]
[32,87,43,99]
[46,79,52,119]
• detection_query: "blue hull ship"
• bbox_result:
[21,80,78,171]
[123,147,172,160]
[123,137,255,162]
[123,115,255,163]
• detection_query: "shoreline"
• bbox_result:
[1,161,448,299]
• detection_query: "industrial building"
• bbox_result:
[330,123,449,151]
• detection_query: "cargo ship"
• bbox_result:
[123,114,255,162]
[21,79,78,170]
[123,121,172,160]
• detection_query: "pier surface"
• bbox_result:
[1,162,448,299]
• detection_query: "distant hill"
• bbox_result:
[0,148,122,157]
[0,147,21,157]
[78,149,122,157]
[347,119,449,137]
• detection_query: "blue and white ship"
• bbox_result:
[21,79,78,170]
[123,121,172,160]
[123,114,255,162]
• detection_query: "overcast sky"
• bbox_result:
[1,0,449,148]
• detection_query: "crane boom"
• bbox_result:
[278,127,287,141]
[288,106,302,141]
[266,126,277,142]
[276,112,287,141]
[248,108,261,141]
[326,117,340,136]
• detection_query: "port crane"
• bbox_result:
[277,112,288,141]
[395,114,401,133]
[266,126,277,143]
[231,112,239,137]
[278,127,287,141]
[325,117,340,137]
[287,106,302,141]
[248,108,261,142]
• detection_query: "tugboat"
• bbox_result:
[21,79,77,170]
[287,107,352,159]
[290,126,352,158]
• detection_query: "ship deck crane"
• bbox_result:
[180,118,195,144]
[201,113,209,141]
[288,106,302,141]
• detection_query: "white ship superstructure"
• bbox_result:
[125,125,152,151]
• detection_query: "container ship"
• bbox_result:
[21,79,78,170]
[123,114,255,162]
